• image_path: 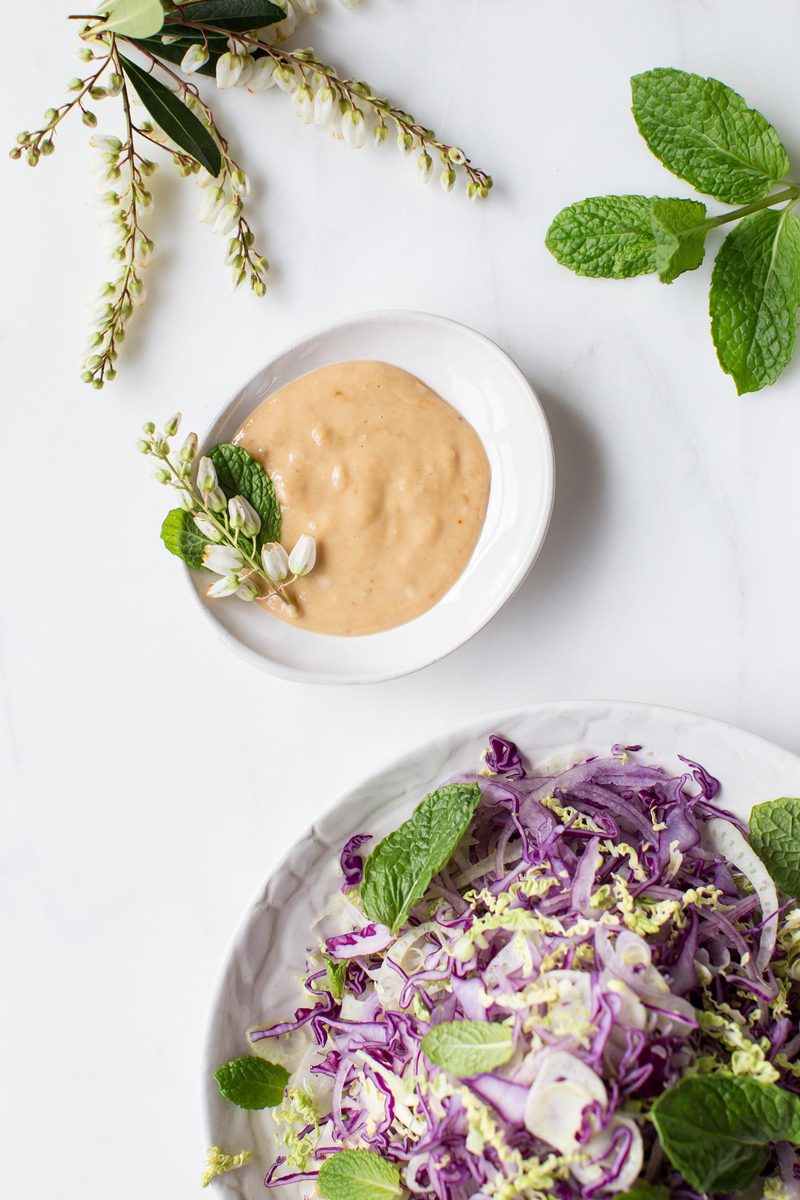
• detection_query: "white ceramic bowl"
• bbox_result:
[203,699,800,1199]
[187,311,555,684]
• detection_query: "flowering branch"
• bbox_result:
[139,413,316,606]
[10,1,493,388]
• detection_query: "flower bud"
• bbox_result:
[236,578,259,602]
[231,169,250,196]
[194,514,223,542]
[142,420,155,435]
[81,110,98,127]
[180,489,195,511]
[154,467,170,484]
[291,85,314,124]
[182,43,210,74]
[288,533,316,576]
[136,438,150,454]
[228,495,246,530]
[164,412,182,437]
[207,574,240,598]
[440,168,456,193]
[206,486,227,513]
[239,496,262,537]
[274,65,296,93]
[248,58,277,93]
[341,107,366,149]
[314,86,334,126]
[214,201,241,237]
[373,122,388,144]
[198,186,226,224]
[197,456,218,492]
[252,277,267,298]
[179,432,199,462]
[216,51,245,90]
[261,542,289,582]
[417,152,433,183]
[203,544,244,575]
[397,128,414,156]
[9,147,22,160]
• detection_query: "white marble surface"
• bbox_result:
[3,2,800,1196]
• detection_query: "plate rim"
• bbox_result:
[201,697,800,1191]
[180,308,556,685]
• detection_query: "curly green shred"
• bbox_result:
[202,1147,253,1187]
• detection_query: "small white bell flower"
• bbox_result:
[261,542,289,582]
[194,514,223,543]
[207,574,240,598]
[216,51,245,90]
[247,58,277,93]
[288,534,316,577]
[314,86,334,126]
[236,579,259,602]
[197,456,218,492]
[341,108,366,149]
[182,44,210,74]
[203,545,244,575]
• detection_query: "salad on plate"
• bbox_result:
[210,737,800,1200]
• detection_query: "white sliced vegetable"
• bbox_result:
[571,1116,644,1193]
[702,817,778,972]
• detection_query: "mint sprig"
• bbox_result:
[421,1019,514,1077]
[546,68,800,393]
[318,1150,403,1200]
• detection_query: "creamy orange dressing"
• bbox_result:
[233,360,490,636]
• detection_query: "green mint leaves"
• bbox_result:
[651,1074,800,1193]
[749,796,800,897]
[325,957,348,1001]
[546,195,660,279]
[421,1019,514,1077]
[209,443,281,546]
[360,783,481,934]
[710,208,800,393]
[631,69,789,204]
[318,1150,403,1200]
[214,1055,289,1109]
[160,507,207,569]
[547,67,800,392]
[616,1186,669,1200]
[119,56,222,177]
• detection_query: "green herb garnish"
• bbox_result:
[214,1055,289,1110]
[546,68,800,393]
[750,797,800,897]
[318,1150,403,1200]
[421,1019,514,1077]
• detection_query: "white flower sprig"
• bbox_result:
[11,3,491,388]
[139,413,316,607]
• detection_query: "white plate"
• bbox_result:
[187,310,555,684]
[202,699,800,1198]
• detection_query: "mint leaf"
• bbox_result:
[631,69,790,203]
[160,508,207,569]
[214,1056,289,1110]
[325,957,347,1001]
[710,207,800,394]
[209,443,280,545]
[750,797,800,897]
[119,55,222,177]
[173,0,286,31]
[97,0,164,37]
[546,195,658,278]
[650,197,708,283]
[360,783,481,934]
[617,1186,669,1200]
[318,1150,402,1200]
[421,1019,514,1077]
[652,1074,800,1193]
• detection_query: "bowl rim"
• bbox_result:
[200,695,800,1196]
[180,308,556,685]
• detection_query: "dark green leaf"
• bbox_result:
[132,34,224,78]
[710,208,800,394]
[119,54,222,176]
[546,195,659,278]
[214,1056,289,1109]
[169,0,286,32]
[650,197,708,283]
[617,1186,669,1200]
[160,507,207,569]
[318,1150,402,1200]
[360,783,481,934]
[750,797,800,897]
[631,69,790,204]
[421,1020,514,1077]
[651,1073,800,1193]
[209,443,281,545]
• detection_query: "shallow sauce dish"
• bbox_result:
[203,699,800,1198]
[187,311,555,683]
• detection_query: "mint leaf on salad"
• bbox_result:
[650,197,708,283]
[749,796,800,897]
[616,1186,669,1200]
[652,1073,800,1193]
[318,1150,403,1200]
[214,1056,289,1109]
[360,782,481,934]
[710,208,800,394]
[209,443,281,545]
[631,68,790,204]
[421,1019,514,1076]
[325,957,347,1001]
